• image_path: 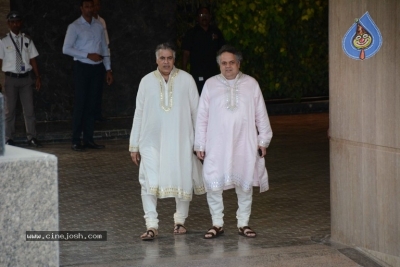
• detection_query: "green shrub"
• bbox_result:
[177,0,329,100]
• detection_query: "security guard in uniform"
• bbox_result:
[0,11,42,147]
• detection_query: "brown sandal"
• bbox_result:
[140,228,158,241]
[204,226,224,239]
[238,226,256,238]
[173,224,187,235]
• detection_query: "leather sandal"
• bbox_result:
[204,226,224,239]
[238,226,256,238]
[173,224,187,235]
[140,228,158,241]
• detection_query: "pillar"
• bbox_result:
[329,1,400,266]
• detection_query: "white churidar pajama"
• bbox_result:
[207,186,253,228]
[141,176,190,229]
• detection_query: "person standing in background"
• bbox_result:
[0,11,43,147]
[63,0,113,152]
[182,6,225,95]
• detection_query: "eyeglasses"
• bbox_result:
[220,60,237,66]
[199,14,210,18]
[159,56,174,62]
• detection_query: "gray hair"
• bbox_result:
[216,45,243,64]
[155,43,176,59]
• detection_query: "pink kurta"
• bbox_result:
[194,73,273,193]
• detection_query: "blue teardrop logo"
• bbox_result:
[342,12,382,60]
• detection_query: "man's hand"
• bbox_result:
[258,146,267,158]
[35,77,41,91]
[196,151,205,160]
[131,152,141,166]
[87,53,103,62]
[106,71,113,85]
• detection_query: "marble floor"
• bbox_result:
[24,113,384,267]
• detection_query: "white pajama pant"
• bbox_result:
[207,185,253,228]
[141,187,189,230]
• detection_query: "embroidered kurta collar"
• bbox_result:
[155,66,178,82]
[154,67,179,112]
[217,71,243,111]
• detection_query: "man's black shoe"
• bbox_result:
[71,143,85,151]
[84,141,105,149]
[27,138,43,148]
[6,139,15,146]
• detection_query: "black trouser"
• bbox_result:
[94,64,106,120]
[72,61,103,144]
[195,79,205,96]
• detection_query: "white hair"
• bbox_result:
[155,43,176,59]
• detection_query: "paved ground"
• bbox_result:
[21,113,385,267]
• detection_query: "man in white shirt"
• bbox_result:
[62,0,113,151]
[129,43,205,241]
[0,11,43,147]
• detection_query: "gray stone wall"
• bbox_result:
[9,0,176,121]
[0,93,4,154]
[0,146,59,266]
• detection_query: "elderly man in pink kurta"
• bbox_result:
[195,45,272,239]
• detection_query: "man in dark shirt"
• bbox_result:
[182,7,225,95]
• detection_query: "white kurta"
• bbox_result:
[195,73,273,193]
[130,68,205,201]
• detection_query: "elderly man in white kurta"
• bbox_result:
[130,43,205,241]
[195,45,272,239]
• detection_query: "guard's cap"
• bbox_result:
[7,11,22,21]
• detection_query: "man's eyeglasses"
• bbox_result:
[199,14,210,18]
[159,56,174,62]
[220,60,237,67]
